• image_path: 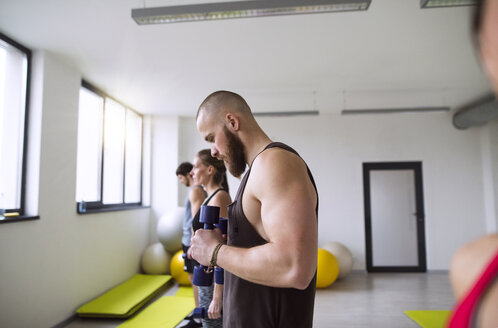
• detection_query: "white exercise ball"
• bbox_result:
[141,242,172,274]
[157,207,185,253]
[321,241,353,279]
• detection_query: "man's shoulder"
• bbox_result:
[247,146,309,198]
[253,146,305,174]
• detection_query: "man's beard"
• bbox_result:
[223,126,247,178]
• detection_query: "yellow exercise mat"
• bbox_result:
[175,286,194,298]
[77,274,172,318]
[404,310,452,328]
[118,296,195,328]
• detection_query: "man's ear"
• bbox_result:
[225,113,240,131]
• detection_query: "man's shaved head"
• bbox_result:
[197,90,252,120]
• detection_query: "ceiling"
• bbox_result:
[0,0,492,116]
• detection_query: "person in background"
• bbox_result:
[190,149,231,328]
[176,162,206,328]
[448,1,498,327]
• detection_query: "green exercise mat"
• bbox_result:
[118,296,195,328]
[77,274,172,318]
[175,286,194,298]
[404,310,452,328]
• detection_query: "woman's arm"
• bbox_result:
[209,190,231,218]
[208,282,223,319]
[189,186,205,218]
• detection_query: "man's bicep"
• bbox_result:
[253,150,317,244]
[259,175,317,246]
[264,183,316,226]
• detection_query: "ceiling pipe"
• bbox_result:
[253,110,319,117]
[453,94,498,129]
[342,107,449,115]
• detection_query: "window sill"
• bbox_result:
[77,203,150,215]
[0,215,40,224]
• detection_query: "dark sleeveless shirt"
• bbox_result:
[224,142,318,328]
[192,188,224,233]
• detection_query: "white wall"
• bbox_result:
[177,117,203,206]
[178,111,492,271]
[149,115,180,243]
[480,122,498,233]
[0,51,151,328]
[489,120,498,231]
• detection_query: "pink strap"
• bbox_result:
[447,250,498,327]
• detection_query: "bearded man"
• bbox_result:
[190,90,318,328]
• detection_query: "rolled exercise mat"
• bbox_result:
[76,274,172,318]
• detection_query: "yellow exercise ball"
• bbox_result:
[170,250,191,286]
[316,248,339,289]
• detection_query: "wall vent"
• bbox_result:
[342,107,449,115]
[253,110,319,117]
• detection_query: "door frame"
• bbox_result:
[363,161,427,273]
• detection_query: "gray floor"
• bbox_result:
[313,272,454,328]
[62,272,455,328]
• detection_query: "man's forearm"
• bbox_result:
[216,242,314,290]
[213,282,223,302]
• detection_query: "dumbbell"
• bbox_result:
[193,307,223,319]
[213,217,227,284]
[193,307,208,319]
[193,205,220,286]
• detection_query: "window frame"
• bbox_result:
[77,80,146,214]
[0,33,38,224]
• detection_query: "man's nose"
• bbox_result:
[211,145,219,158]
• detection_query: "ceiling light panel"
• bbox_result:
[132,0,371,25]
[420,0,477,8]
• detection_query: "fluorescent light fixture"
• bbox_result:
[132,0,371,25]
[420,0,477,8]
[341,107,450,115]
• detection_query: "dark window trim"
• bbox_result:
[0,32,33,220]
[76,202,149,214]
[78,81,145,214]
[0,215,40,224]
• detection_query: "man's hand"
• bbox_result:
[190,228,224,266]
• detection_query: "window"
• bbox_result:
[76,82,144,213]
[0,33,34,223]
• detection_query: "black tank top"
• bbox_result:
[192,188,224,232]
[224,142,318,328]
